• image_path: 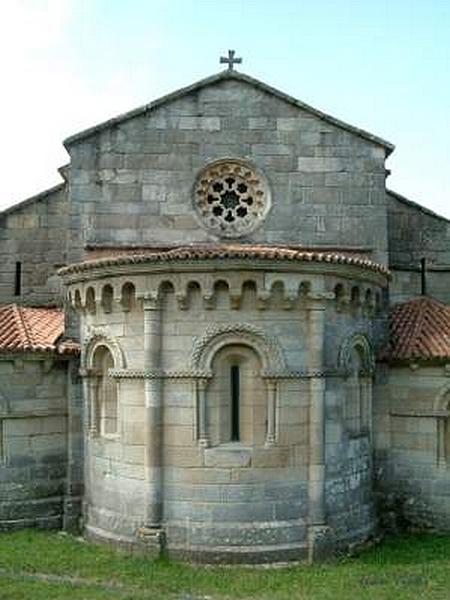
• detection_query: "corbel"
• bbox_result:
[257,290,270,311]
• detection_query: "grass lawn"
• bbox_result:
[1,530,450,599]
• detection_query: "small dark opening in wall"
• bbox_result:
[420,257,427,296]
[14,262,22,296]
[231,365,240,441]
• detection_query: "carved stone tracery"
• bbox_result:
[194,160,270,238]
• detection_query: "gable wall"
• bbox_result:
[0,185,69,305]
[67,79,389,265]
[387,194,450,304]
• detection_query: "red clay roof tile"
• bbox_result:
[59,244,390,277]
[0,305,79,354]
[383,297,450,361]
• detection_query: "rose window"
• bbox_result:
[194,161,270,237]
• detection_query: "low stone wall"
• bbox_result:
[0,355,75,531]
[374,364,450,531]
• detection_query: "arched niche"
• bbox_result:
[121,282,136,312]
[91,345,118,437]
[101,284,114,314]
[82,331,126,372]
[0,390,10,415]
[338,333,374,376]
[434,384,450,465]
[192,323,286,375]
[338,333,374,436]
[81,332,126,438]
[192,324,285,448]
[207,344,267,446]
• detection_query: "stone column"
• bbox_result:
[86,372,98,436]
[306,294,328,560]
[362,375,373,439]
[143,293,163,528]
[197,378,209,447]
[265,379,277,447]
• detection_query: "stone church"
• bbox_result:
[0,55,449,563]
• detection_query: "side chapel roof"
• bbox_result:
[383,296,450,361]
[0,305,79,354]
[63,69,395,154]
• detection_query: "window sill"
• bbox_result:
[204,443,252,467]
[92,433,120,442]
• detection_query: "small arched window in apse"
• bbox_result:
[345,345,364,435]
[92,346,118,436]
[208,345,266,446]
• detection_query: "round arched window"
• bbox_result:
[193,160,271,238]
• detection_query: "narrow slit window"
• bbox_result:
[231,365,240,441]
[14,262,21,296]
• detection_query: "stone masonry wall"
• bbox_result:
[66,77,389,266]
[324,299,377,546]
[0,183,69,306]
[0,357,69,530]
[69,263,384,561]
[374,364,450,531]
[387,192,450,304]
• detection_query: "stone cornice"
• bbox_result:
[59,245,390,283]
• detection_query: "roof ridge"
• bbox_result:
[0,304,70,354]
[12,304,31,348]
[0,182,65,218]
[407,300,431,357]
[387,189,450,223]
[383,295,450,361]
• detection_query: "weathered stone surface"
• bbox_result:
[0,67,449,564]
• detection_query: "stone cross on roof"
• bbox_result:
[220,50,242,71]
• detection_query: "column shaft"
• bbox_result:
[307,304,326,526]
[265,380,277,446]
[197,379,209,447]
[143,298,163,527]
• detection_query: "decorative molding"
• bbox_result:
[391,410,450,419]
[338,332,375,376]
[193,158,271,239]
[0,409,67,419]
[0,389,11,415]
[108,367,345,380]
[307,291,336,303]
[191,323,286,372]
[109,368,212,380]
[434,383,450,411]
[262,369,340,379]
[82,327,126,370]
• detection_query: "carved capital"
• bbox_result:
[142,292,161,311]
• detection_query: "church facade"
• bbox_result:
[0,63,449,563]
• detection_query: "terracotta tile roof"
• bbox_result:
[0,305,79,354]
[382,296,450,361]
[59,244,390,277]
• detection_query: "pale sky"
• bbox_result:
[0,0,449,217]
